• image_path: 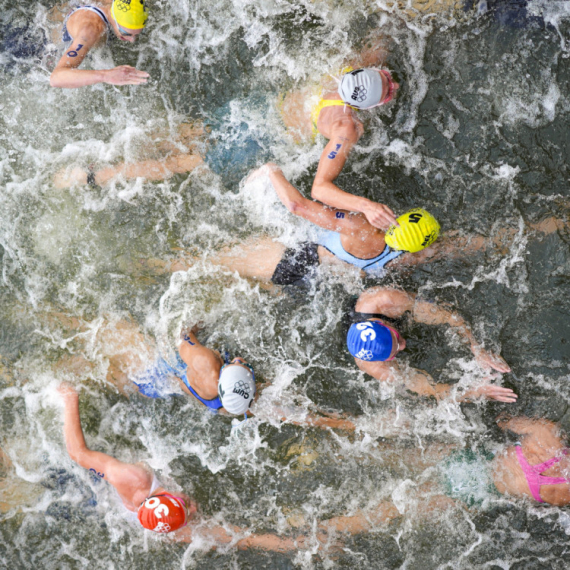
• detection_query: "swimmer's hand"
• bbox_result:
[57,381,79,401]
[362,200,398,230]
[463,384,518,403]
[104,65,149,86]
[473,348,511,373]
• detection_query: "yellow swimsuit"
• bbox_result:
[310,98,358,135]
[310,66,359,135]
[277,67,358,142]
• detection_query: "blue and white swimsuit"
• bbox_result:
[132,354,223,412]
[62,5,110,43]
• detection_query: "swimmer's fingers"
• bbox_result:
[104,65,150,86]
[57,381,79,400]
[363,202,398,229]
[477,385,518,403]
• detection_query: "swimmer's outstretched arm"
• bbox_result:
[58,383,153,495]
[54,154,203,189]
[174,523,307,551]
[356,286,511,373]
[50,30,149,89]
[355,357,517,404]
[496,415,561,438]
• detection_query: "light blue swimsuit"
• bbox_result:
[317,230,404,276]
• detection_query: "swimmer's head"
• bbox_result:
[112,0,148,38]
[218,358,256,415]
[338,68,397,109]
[384,208,440,253]
[347,320,404,362]
[138,493,189,533]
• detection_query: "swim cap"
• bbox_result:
[338,69,384,110]
[347,321,394,362]
[384,208,440,253]
[138,493,187,533]
[218,364,256,415]
[112,0,148,31]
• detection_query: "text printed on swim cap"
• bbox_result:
[356,322,376,342]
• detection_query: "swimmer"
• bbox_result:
[133,165,570,286]
[152,164,442,284]
[49,0,149,89]
[312,415,570,542]
[278,41,400,229]
[49,313,353,429]
[51,315,256,415]
[344,285,516,402]
[52,31,398,197]
[57,382,302,549]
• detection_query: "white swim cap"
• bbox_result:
[218,364,256,415]
[338,69,384,110]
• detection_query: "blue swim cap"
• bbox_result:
[347,321,394,361]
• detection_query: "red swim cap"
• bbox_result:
[138,493,187,533]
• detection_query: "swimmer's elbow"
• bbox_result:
[286,198,304,215]
[50,70,66,88]
[311,181,325,201]
[67,446,88,466]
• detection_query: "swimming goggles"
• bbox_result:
[367,69,396,108]
[383,324,402,361]
[219,357,255,380]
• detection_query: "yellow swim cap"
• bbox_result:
[384,208,440,253]
[112,0,148,31]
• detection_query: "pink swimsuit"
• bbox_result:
[515,445,570,503]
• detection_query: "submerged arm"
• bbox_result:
[412,299,511,373]
[356,359,516,403]
[174,523,304,551]
[497,415,560,437]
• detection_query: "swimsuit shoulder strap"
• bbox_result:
[182,375,223,411]
[62,5,110,42]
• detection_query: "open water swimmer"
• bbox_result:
[57,383,305,549]
[48,0,149,88]
[45,312,354,429]
[150,165,570,287]
[293,414,570,550]
[345,285,516,402]
[52,29,400,209]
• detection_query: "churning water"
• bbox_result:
[2,0,570,568]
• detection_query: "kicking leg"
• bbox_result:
[54,153,204,189]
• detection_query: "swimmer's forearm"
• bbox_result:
[50,67,108,89]
[404,371,450,401]
[291,412,356,431]
[191,525,301,552]
[413,301,475,346]
[61,389,90,461]
[311,180,371,214]
[236,533,302,551]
